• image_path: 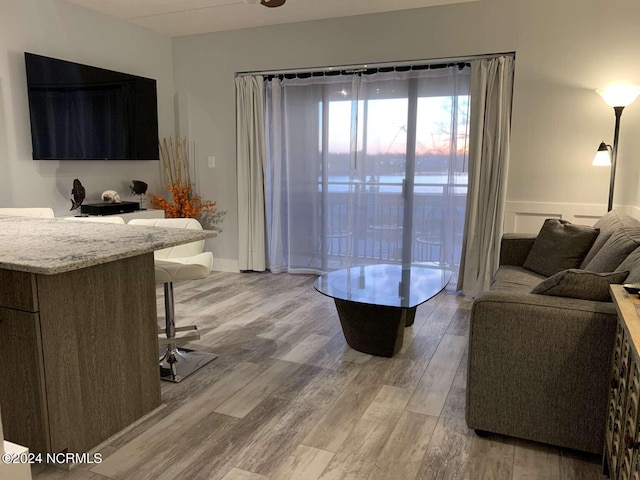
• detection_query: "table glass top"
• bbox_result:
[314,263,451,309]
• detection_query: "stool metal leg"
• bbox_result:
[159,282,218,382]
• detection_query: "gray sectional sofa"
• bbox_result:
[466,210,640,454]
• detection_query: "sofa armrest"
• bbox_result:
[472,290,617,316]
[466,290,616,454]
[499,233,537,266]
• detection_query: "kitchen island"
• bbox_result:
[0,215,216,457]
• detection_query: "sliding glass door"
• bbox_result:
[264,65,470,275]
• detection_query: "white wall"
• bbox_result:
[0,0,174,215]
[504,0,640,233]
[172,0,640,271]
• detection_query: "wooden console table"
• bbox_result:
[0,216,214,457]
[604,285,640,479]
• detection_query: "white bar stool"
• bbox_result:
[0,208,54,218]
[62,216,125,224]
[128,218,217,382]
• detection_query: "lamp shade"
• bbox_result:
[596,85,640,107]
[593,142,612,166]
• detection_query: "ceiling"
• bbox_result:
[65,0,479,37]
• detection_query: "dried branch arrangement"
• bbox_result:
[158,137,192,186]
[148,137,225,231]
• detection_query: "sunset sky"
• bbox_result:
[326,95,470,156]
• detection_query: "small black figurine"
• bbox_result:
[130,180,148,210]
[130,180,148,195]
[70,179,85,211]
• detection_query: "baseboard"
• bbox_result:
[212,258,239,273]
[626,205,640,219]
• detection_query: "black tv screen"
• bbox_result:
[25,52,159,160]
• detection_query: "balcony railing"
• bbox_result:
[315,177,467,272]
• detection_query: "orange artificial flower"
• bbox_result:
[148,183,217,219]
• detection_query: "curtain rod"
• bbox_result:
[263,62,470,81]
[236,51,515,77]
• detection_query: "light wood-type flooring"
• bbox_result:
[33,271,602,480]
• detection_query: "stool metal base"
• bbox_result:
[159,346,218,383]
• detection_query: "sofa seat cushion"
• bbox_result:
[491,266,547,293]
[531,269,629,302]
[584,225,640,273]
[523,219,599,277]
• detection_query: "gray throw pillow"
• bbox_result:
[523,219,599,277]
[531,269,629,302]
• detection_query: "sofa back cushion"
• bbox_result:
[616,247,640,284]
[523,219,599,277]
[579,210,623,268]
[584,228,640,273]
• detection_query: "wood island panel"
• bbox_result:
[0,216,214,458]
[0,306,49,454]
[0,252,161,457]
[0,269,38,311]
[36,253,161,455]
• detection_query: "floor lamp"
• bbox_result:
[593,85,640,211]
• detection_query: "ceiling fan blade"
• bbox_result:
[261,0,286,7]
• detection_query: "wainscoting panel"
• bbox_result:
[502,201,637,234]
[511,211,562,234]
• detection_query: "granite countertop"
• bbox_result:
[0,215,217,275]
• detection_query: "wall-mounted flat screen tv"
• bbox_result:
[25,52,159,160]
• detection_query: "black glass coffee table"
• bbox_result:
[314,263,451,357]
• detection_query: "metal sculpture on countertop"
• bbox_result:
[130,180,148,195]
[70,179,85,210]
[130,180,148,209]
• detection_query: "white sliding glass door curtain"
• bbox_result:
[458,56,516,297]
[262,66,471,274]
[236,75,267,271]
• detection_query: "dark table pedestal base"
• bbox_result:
[334,299,417,357]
